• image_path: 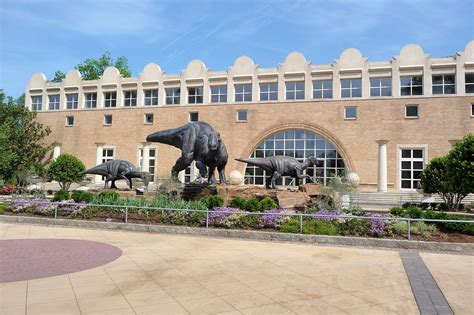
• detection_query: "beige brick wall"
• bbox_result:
[35,96,474,190]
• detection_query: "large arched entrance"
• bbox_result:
[244,129,347,186]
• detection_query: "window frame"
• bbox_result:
[104,92,117,108]
[48,94,60,110]
[103,114,113,126]
[189,112,199,122]
[31,95,42,111]
[144,89,159,106]
[65,115,74,126]
[466,73,474,94]
[144,113,154,125]
[312,79,333,99]
[84,92,97,108]
[66,93,78,109]
[210,85,227,103]
[369,77,392,97]
[285,81,305,100]
[405,104,419,119]
[165,87,180,105]
[235,83,252,102]
[123,90,137,107]
[236,110,248,122]
[432,74,455,95]
[400,76,423,96]
[259,82,278,101]
[399,147,425,190]
[344,106,357,120]
[188,86,203,104]
[340,79,362,98]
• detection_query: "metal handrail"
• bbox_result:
[1,197,473,241]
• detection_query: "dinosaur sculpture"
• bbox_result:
[146,122,228,185]
[235,156,319,189]
[80,160,149,189]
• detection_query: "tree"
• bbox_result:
[51,71,66,83]
[0,90,52,185]
[75,52,131,80]
[47,154,85,191]
[421,134,474,210]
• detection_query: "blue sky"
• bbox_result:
[1,0,473,98]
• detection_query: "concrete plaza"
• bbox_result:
[0,222,472,314]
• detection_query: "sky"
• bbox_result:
[0,0,473,98]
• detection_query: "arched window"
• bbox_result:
[244,129,346,186]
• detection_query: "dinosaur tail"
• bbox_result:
[235,158,273,172]
[80,164,106,175]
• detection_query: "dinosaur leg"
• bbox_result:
[207,164,216,185]
[171,153,193,180]
[171,128,196,180]
[269,171,281,189]
[196,161,207,179]
[218,165,228,185]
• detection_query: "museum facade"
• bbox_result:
[25,42,474,191]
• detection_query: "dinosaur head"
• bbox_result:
[307,156,319,166]
[208,131,221,151]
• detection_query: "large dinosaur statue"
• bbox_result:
[146,122,228,185]
[235,156,319,189]
[80,160,149,189]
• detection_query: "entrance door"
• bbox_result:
[400,148,424,190]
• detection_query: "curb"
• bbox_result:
[1,215,473,254]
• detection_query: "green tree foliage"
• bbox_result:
[75,52,132,80]
[47,154,85,191]
[421,134,474,210]
[51,71,66,83]
[0,90,52,185]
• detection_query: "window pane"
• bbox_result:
[432,86,443,94]
[466,74,474,84]
[401,87,411,96]
[413,150,423,158]
[401,161,411,169]
[381,77,391,86]
[352,88,361,97]
[401,180,411,189]
[313,80,322,89]
[406,105,418,117]
[444,85,455,94]
[341,80,350,88]
[444,75,455,84]
[313,91,322,99]
[352,79,361,88]
[400,77,411,86]
[412,86,423,95]
[402,150,411,158]
[341,89,350,98]
[432,75,443,84]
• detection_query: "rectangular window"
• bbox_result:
[124,90,137,106]
[188,87,203,104]
[66,116,74,126]
[210,85,227,103]
[370,77,392,97]
[48,95,60,110]
[31,96,42,111]
[312,80,333,99]
[432,74,455,95]
[405,104,418,118]
[149,148,156,182]
[104,92,117,107]
[104,115,113,125]
[165,88,180,105]
[144,113,154,124]
[466,74,474,94]
[400,76,423,96]
[84,93,97,108]
[259,82,278,101]
[344,106,357,120]
[236,110,247,122]
[285,81,305,100]
[341,79,362,98]
[144,89,158,106]
[471,103,474,117]
[235,83,252,102]
[189,112,199,122]
[400,148,424,190]
[66,93,78,109]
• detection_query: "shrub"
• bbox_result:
[280,218,300,233]
[340,219,368,236]
[230,197,247,210]
[199,195,224,209]
[343,205,365,216]
[71,190,94,203]
[392,221,408,236]
[259,197,278,211]
[405,206,423,218]
[243,198,262,212]
[303,220,339,235]
[0,203,6,214]
[422,210,474,235]
[47,154,85,191]
[238,214,259,229]
[53,189,69,201]
[390,207,405,217]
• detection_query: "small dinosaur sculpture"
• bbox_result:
[80,160,149,189]
[235,156,319,189]
[146,122,228,185]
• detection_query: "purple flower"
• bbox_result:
[257,209,294,228]
[368,213,389,235]
[206,207,243,228]
[313,210,345,222]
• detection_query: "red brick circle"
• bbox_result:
[0,239,122,283]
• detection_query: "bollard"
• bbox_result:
[206,211,209,229]
[407,220,411,240]
[125,207,128,224]
[299,214,303,234]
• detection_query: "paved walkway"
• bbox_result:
[0,223,472,314]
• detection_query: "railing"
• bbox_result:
[1,197,473,241]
